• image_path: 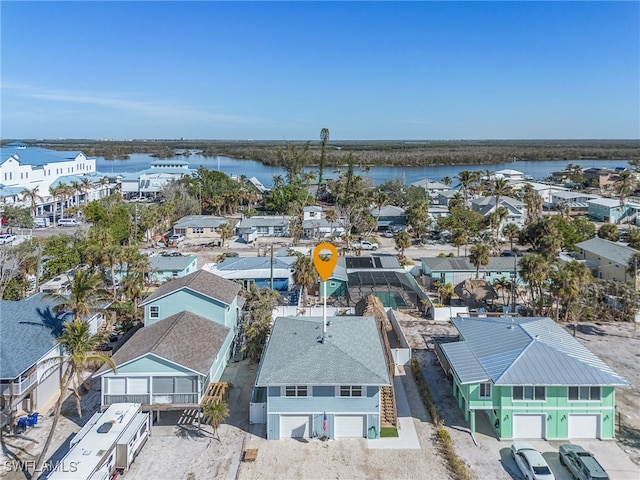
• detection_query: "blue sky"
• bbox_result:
[2,1,638,140]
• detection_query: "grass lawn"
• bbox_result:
[380,427,399,438]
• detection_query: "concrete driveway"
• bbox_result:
[478,432,638,479]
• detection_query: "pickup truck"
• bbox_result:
[559,444,609,480]
[352,240,379,250]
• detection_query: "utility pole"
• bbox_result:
[270,244,274,290]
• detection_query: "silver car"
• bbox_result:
[511,443,555,480]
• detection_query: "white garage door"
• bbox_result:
[334,415,365,438]
[568,414,600,438]
[280,415,310,438]
[512,414,545,439]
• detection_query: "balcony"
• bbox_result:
[103,393,199,406]
[0,371,38,397]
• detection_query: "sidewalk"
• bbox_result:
[367,367,421,449]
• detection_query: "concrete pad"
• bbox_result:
[367,371,421,449]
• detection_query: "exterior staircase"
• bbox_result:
[380,385,397,428]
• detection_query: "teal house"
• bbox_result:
[587,198,640,224]
[250,316,393,440]
[421,256,518,288]
[438,316,628,440]
[96,270,241,408]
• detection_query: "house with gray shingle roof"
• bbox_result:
[439,316,628,440]
[0,293,106,428]
[96,311,230,408]
[95,270,242,409]
[236,215,290,240]
[251,316,391,439]
[470,195,527,228]
[171,215,234,243]
[147,255,198,284]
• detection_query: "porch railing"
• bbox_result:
[0,371,38,397]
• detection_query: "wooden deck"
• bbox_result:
[200,381,233,407]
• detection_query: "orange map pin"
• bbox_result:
[313,242,338,281]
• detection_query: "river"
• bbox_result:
[97,154,631,188]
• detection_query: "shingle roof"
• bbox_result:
[370,205,406,217]
[0,293,67,378]
[96,311,229,376]
[576,237,638,265]
[140,269,240,306]
[148,255,197,272]
[255,316,391,387]
[441,316,628,386]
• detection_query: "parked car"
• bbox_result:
[383,230,394,238]
[352,240,379,250]
[510,443,555,480]
[168,234,185,243]
[58,218,80,227]
[559,444,609,480]
[0,233,16,245]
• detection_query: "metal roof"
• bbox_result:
[238,216,290,228]
[173,215,230,229]
[576,237,638,266]
[370,205,406,217]
[1,146,89,167]
[255,316,391,387]
[441,316,628,386]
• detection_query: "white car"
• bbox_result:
[0,233,16,245]
[511,443,555,480]
[168,234,185,243]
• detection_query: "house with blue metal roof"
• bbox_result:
[250,316,393,439]
[96,270,242,410]
[0,293,106,429]
[438,316,628,440]
[203,256,296,291]
[119,159,193,199]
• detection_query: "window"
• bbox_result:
[479,383,492,399]
[149,306,159,318]
[339,386,363,397]
[193,227,204,234]
[512,386,545,401]
[257,226,269,234]
[568,386,601,401]
[284,386,308,397]
[108,377,126,395]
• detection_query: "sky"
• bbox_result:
[1,1,639,141]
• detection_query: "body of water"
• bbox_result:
[97,154,631,189]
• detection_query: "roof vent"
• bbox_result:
[535,334,540,340]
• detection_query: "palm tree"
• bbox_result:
[372,190,389,233]
[456,170,473,203]
[518,253,550,316]
[503,223,520,251]
[493,276,510,306]
[202,398,230,440]
[81,177,92,204]
[21,186,43,217]
[94,177,110,199]
[35,320,116,471]
[316,128,330,200]
[436,282,455,305]
[70,180,83,209]
[292,254,318,306]
[491,177,511,209]
[395,231,411,262]
[442,176,452,186]
[217,222,234,246]
[43,269,109,321]
[469,243,490,278]
[49,184,62,225]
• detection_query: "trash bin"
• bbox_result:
[16,418,28,434]
[27,413,39,426]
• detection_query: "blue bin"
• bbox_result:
[27,413,39,426]
[16,418,28,433]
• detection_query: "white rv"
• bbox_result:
[48,403,149,480]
